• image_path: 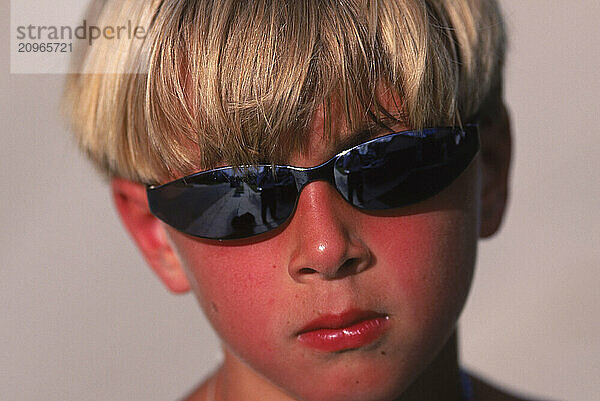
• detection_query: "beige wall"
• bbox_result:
[2,1,598,400]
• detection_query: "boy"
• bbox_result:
[63,0,521,399]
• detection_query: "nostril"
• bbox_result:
[338,258,359,277]
[298,267,318,275]
[296,258,361,279]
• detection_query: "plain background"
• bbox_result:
[2,1,599,400]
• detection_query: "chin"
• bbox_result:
[272,360,412,401]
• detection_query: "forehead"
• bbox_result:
[290,86,407,167]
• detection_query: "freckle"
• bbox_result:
[211,302,219,314]
[355,380,360,384]
[381,351,386,355]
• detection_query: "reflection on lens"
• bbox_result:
[148,166,301,239]
[334,134,422,209]
[333,128,477,210]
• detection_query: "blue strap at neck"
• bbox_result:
[460,369,474,401]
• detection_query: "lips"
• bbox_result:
[296,309,390,352]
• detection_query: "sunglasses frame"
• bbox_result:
[147,125,479,240]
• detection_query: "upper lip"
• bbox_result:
[297,309,387,334]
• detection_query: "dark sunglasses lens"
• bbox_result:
[334,128,477,209]
[148,167,298,239]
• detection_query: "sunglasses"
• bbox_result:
[147,125,479,240]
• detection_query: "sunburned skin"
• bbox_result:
[169,167,479,401]
[164,100,482,401]
[109,87,518,399]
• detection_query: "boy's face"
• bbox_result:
[162,104,482,400]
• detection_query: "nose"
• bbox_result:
[285,181,372,283]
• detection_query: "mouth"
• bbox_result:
[296,309,390,352]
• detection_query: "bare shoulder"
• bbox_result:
[469,373,550,401]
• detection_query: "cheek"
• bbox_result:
[365,207,477,337]
[168,233,287,356]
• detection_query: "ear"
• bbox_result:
[479,101,512,238]
[111,178,190,293]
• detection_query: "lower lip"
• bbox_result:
[297,316,389,352]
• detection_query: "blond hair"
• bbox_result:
[63,0,507,184]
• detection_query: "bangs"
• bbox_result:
[63,0,506,184]
[144,0,392,182]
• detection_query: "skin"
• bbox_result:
[112,100,513,401]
